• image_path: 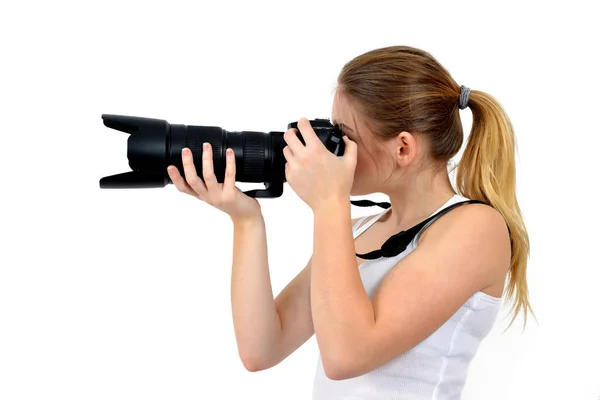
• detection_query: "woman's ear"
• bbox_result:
[395,131,417,167]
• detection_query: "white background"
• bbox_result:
[1,1,599,399]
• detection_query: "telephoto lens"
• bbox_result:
[99,114,346,198]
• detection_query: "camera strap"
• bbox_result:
[350,199,487,259]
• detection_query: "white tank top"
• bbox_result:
[312,194,502,400]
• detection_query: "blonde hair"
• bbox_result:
[335,45,534,331]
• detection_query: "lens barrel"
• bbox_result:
[100,115,345,198]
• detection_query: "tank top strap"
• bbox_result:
[351,198,392,238]
[353,209,391,239]
[352,215,370,233]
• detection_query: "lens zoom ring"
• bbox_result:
[187,130,223,174]
[244,137,265,180]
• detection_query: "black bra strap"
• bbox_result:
[355,199,487,260]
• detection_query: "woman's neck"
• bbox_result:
[380,173,456,229]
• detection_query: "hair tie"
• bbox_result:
[459,85,471,110]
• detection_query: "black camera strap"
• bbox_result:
[350,199,392,209]
[350,198,486,259]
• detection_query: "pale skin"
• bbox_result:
[166,89,511,380]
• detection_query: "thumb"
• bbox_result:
[342,135,357,163]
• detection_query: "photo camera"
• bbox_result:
[99,114,346,198]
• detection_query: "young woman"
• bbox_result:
[166,45,533,399]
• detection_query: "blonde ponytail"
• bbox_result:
[455,90,535,331]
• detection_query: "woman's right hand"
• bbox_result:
[167,143,262,223]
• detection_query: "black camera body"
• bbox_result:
[99,114,346,198]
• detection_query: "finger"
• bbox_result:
[283,127,306,156]
[284,161,290,181]
[297,117,321,148]
[223,148,237,191]
[282,145,297,166]
[167,165,200,198]
[201,143,220,192]
[181,147,208,196]
[342,135,358,164]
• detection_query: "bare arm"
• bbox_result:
[231,215,360,371]
[230,214,280,371]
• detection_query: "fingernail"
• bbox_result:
[203,142,209,150]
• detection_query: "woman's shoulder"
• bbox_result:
[419,201,511,283]
[421,199,507,243]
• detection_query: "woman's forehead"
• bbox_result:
[331,92,354,127]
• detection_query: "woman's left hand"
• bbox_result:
[283,117,357,212]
